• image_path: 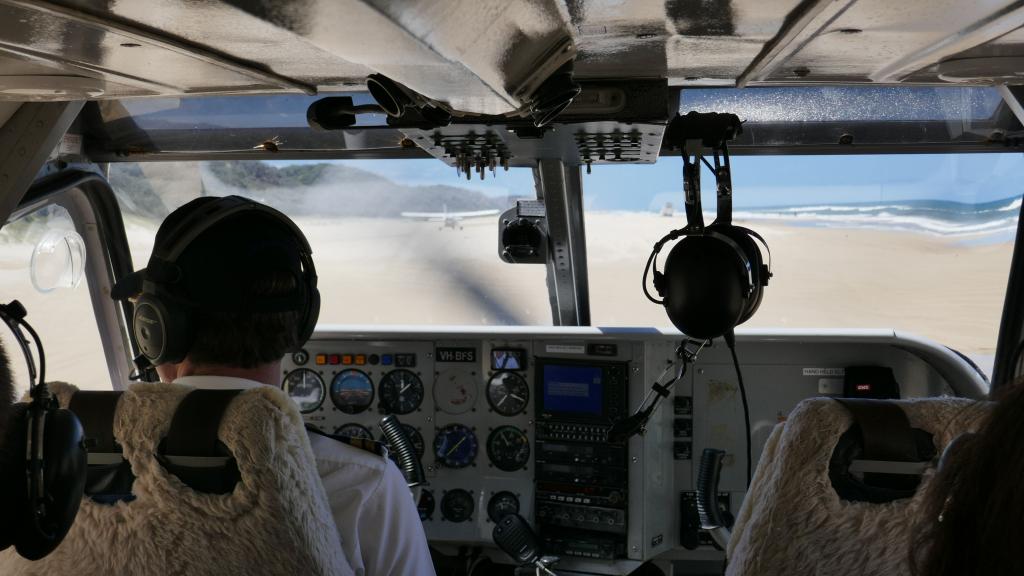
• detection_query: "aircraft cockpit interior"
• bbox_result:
[1,1,1023,575]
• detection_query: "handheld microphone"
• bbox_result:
[608,405,658,444]
[608,340,706,444]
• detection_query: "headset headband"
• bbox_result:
[0,301,43,393]
[682,156,704,231]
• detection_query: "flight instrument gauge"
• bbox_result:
[380,424,425,460]
[334,423,373,440]
[378,369,424,415]
[330,369,374,414]
[486,426,530,471]
[487,491,520,523]
[433,424,478,468]
[417,489,435,521]
[486,372,529,416]
[440,489,474,523]
[434,374,477,414]
[283,369,325,413]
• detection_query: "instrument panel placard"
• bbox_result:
[436,347,477,363]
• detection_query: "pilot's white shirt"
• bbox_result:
[176,375,435,576]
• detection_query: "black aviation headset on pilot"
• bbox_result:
[130,196,321,371]
[0,300,87,561]
[642,111,772,342]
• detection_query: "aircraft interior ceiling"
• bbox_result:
[2,1,1024,575]
[1,0,1024,106]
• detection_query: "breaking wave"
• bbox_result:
[733,196,1021,236]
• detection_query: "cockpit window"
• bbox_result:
[585,153,1020,377]
[110,159,551,327]
[0,204,108,394]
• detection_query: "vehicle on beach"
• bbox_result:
[0,1,1022,575]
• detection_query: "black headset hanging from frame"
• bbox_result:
[0,300,86,561]
[642,111,772,341]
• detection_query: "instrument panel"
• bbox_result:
[280,328,978,574]
[283,338,541,544]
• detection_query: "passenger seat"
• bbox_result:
[726,396,987,576]
[0,381,353,576]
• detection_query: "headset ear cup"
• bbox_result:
[14,407,86,560]
[662,235,746,339]
[0,403,28,553]
[716,225,767,326]
[134,292,192,366]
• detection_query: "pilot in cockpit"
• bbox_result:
[111,196,435,576]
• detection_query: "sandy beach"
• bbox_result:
[1,212,1013,392]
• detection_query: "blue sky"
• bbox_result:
[275,152,1024,212]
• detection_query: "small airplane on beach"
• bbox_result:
[400,205,500,230]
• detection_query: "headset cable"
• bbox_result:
[723,331,752,487]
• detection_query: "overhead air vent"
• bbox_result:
[401,121,664,178]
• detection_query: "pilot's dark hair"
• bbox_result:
[910,382,1024,576]
[187,270,302,368]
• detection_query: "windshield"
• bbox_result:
[585,153,1020,377]
[108,153,1018,377]
[110,159,551,327]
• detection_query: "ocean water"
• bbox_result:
[730,196,1021,239]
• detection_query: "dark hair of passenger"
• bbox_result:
[186,270,302,368]
[910,382,1024,576]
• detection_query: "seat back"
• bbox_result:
[726,397,988,576]
[0,381,353,576]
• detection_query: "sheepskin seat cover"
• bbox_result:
[0,381,354,576]
[726,397,987,576]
